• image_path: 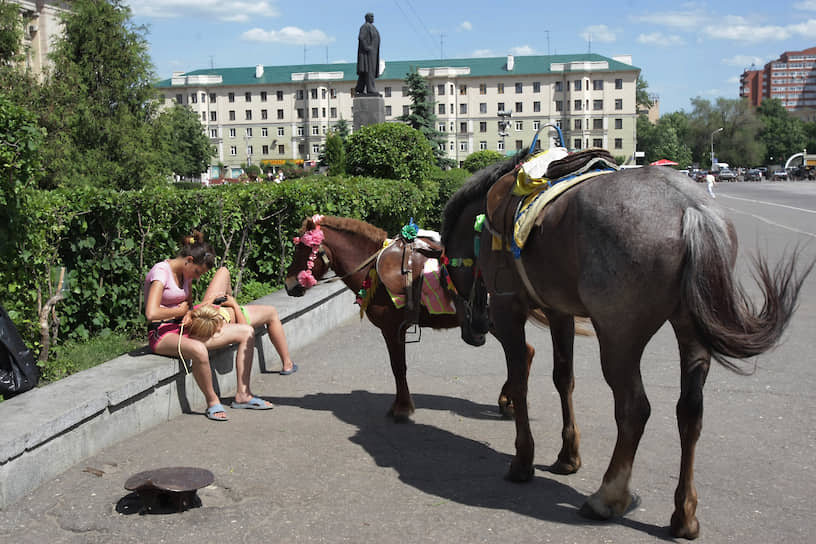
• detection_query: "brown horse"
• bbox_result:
[440,152,811,539]
[284,215,491,421]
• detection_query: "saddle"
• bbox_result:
[375,234,443,320]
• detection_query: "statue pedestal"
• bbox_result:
[352,96,385,131]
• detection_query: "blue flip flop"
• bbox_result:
[205,403,229,421]
[280,363,298,376]
[230,396,274,410]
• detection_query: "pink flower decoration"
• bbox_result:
[297,270,317,288]
[300,227,324,249]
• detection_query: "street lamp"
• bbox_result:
[710,127,723,169]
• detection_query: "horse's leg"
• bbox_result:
[492,294,535,482]
[581,330,651,519]
[380,321,414,422]
[498,342,533,419]
[547,311,581,475]
[668,314,711,540]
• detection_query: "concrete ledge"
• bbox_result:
[0,282,357,509]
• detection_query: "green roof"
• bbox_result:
[155,53,640,88]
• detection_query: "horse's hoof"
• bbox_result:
[498,396,514,419]
[578,492,640,521]
[387,407,413,423]
[550,456,581,475]
[504,462,534,483]
[670,512,700,540]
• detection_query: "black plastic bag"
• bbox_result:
[0,304,40,398]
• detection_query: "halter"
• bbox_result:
[440,213,487,325]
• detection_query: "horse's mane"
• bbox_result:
[303,215,387,245]
[441,151,531,244]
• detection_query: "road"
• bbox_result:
[1,181,814,543]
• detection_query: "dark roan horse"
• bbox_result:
[440,152,811,539]
[284,215,492,421]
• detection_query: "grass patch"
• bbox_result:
[39,331,143,383]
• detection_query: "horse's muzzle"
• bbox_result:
[461,329,486,347]
[285,283,305,297]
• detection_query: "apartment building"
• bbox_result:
[156,53,640,178]
[740,46,816,121]
[8,1,68,78]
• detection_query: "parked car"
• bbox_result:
[772,169,787,181]
[717,168,737,182]
[694,170,708,182]
[745,169,762,181]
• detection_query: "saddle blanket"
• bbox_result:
[385,258,456,315]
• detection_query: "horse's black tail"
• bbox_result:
[681,206,813,373]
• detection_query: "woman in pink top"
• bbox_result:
[144,231,273,421]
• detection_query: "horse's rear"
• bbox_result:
[448,163,810,539]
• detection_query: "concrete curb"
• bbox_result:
[0,282,357,509]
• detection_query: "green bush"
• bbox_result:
[345,123,434,182]
[462,149,505,173]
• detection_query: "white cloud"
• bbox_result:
[721,54,767,67]
[636,32,685,46]
[629,8,708,31]
[580,24,617,43]
[128,1,280,22]
[510,45,536,55]
[459,21,472,31]
[702,19,816,42]
[794,0,816,10]
[472,49,494,58]
[241,27,335,46]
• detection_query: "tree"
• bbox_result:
[757,98,807,164]
[333,118,350,142]
[462,150,504,173]
[0,0,23,65]
[636,75,653,111]
[398,69,454,169]
[686,97,764,168]
[153,103,213,179]
[345,122,434,182]
[322,130,346,175]
[39,0,164,190]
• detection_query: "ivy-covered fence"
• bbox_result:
[1,170,469,358]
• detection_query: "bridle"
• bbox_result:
[440,213,488,327]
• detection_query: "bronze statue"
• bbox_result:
[355,12,381,97]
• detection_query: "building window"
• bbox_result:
[201,111,206,121]
[480,141,487,150]
[449,142,455,151]
[310,88,318,99]
[311,107,318,118]
[460,121,467,133]
[593,138,603,147]
[497,140,505,151]
[262,145,269,155]
[278,109,285,120]
[321,88,327,99]
[210,111,217,121]
[247,145,253,156]
[312,143,320,154]
[385,105,392,116]
[614,118,623,129]
[244,92,250,102]
[479,121,487,132]
[477,102,486,114]
[515,82,523,93]
[460,103,467,114]
[533,81,541,93]
[296,108,304,119]
[278,144,285,154]
[574,119,582,130]
[593,80,603,90]
[555,81,563,92]
[515,140,524,150]
[384,87,391,97]
[614,138,623,149]
[515,120,523,131]
[533,101,541,112]
[175,94,183,104]
[229,128,236,138]
[296,126,304,136]
[555,100,563,112]
[460,141,468,152]
[260,91,267,102]
[574,99,582,111]
[330,107,337,118]
[230,146,237,156]
[277,90,284,100]
[615,99,623,110]
[244,110,251,120]
[438,123,446,132]
[246,128,252,137]
[573,138,582,149]
[459,84,467,95]
[479,83,487,95]
[210,128,218,138]
[261,127,268,137]
[593,99,603,110]
[209,92,216,102]
[593,118,603,129]
[277,127,285,136]
[438,103,446,114]
[190,93,197,103]
[437,84,445,96]
[228,92,235,103]
[615,78,623,89]
[330,88,337,98]
[497,102,505,112]
[402,105,410,116]
[295,89,303,100]
[515,102,523,113]
[261,109,268,120]
[574,79,582,91]
[497,83,505,94]
[312,125,320,135]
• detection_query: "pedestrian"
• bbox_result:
[194,267,297,375]
[705,173,716,198]
[143,231,273,422]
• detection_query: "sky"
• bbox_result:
[127,0,816,116]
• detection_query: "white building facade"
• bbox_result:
[156,53,640,178]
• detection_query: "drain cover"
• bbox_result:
[124,466,214,513]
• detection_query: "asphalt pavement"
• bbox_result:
[1,182,814,543]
